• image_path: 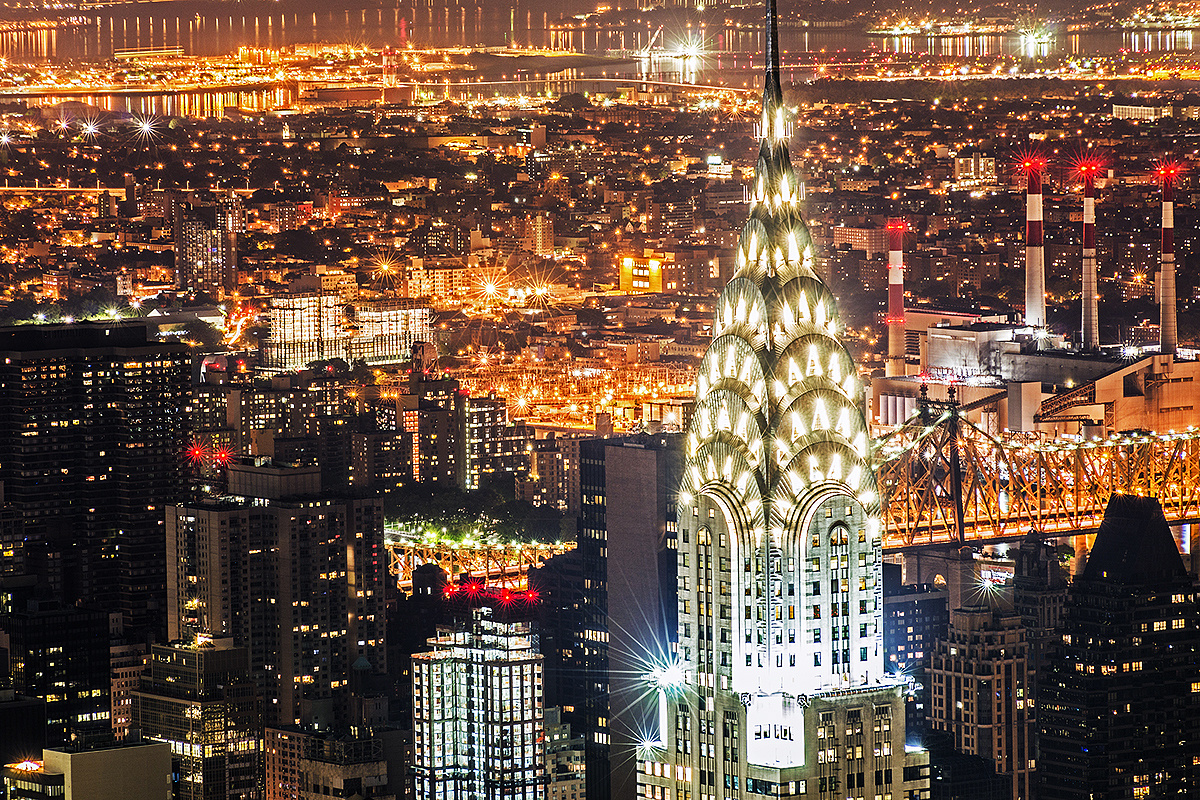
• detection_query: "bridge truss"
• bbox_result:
[385,526,574,590]
[876,390,1200,548]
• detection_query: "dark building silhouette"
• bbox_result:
[1039,495,1200,799]
[1014,527,1068,775]
[573,433,682,800]
[3,600,110,747]
[0,323,188,637]
[925,731,1012,800]
[0,689,47,765]
[529,548,588,731]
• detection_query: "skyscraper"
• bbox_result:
[882,563,948,738]
[0,323,188,635]
[637,2,929,797]
[411,608,546,800]
[929,606,1032,800]
[574,434,682,800]
[1038,495,1200,799]
[165,463,387,729]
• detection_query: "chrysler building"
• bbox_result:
[635,1,930,797]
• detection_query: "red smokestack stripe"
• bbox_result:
[887,285,904,324]
[1082,176,1095,249]
[1026,220,1043,246]
[1163,176,1175,254]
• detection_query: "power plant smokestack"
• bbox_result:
[885,218,906,377]
[1023,157,1047,330]
[1158,163,1179,356]
[1079,160,1100,351]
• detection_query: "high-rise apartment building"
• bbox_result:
[520,212,554,256]
[131,637,260,800]
[270,201,314,233]
[176,193,242,298]
[411,608,546,800]
[165,464,387,729]
[465,394,532,491]
[373,365,466,487]
[574,435,683,799]
[882,563,948,738]
[0,323,188,634]
[1012,532,1067,709]
[519,434,583,514]
[109,643,148,741]
[638,4,929,798]
[929,606,1033,800]
[1039,495,1200,799]
[545,706,586,800]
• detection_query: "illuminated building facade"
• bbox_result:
[952,153,998,186]
[519,435,583,514]
[262,293,355,371]
[401,256,505,302]
[619,251,672,294]
[882,565,948,737]
[262,294,432,372]
[270,202,314,233]
[411,608,547,800]
[373,365,468,487]
[109,644,148,742]
[638,4,928,798]
[176,193,242,298]
[464,394,532,491]
[545,707,586,800]
[521,212,554,256]
[131,638,260,800]
[830,227,888,258]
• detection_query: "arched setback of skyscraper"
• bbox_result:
[634,0,930,797]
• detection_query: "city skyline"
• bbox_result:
[3,0,1200,798]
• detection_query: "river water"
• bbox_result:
[4,0,1200,62]
[2,1,1200,115]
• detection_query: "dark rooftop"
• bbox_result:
[1081,494,1187,586]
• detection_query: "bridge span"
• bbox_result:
[877,390,1200,550]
